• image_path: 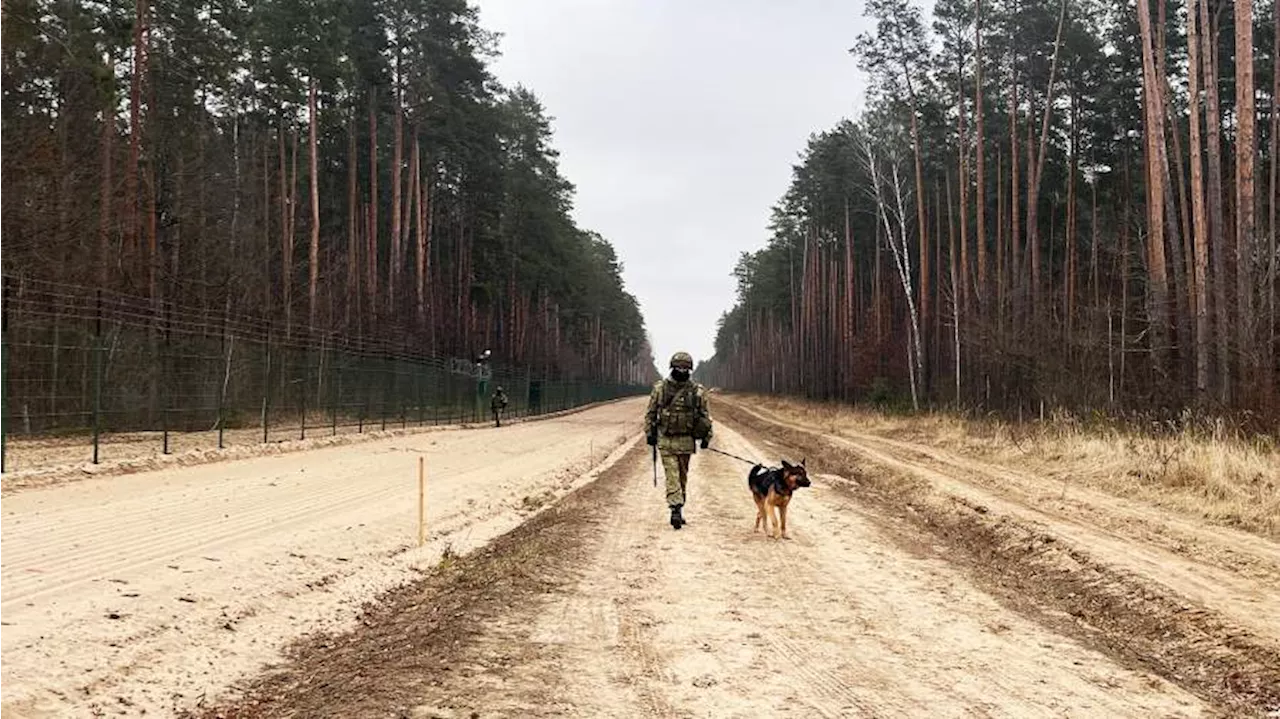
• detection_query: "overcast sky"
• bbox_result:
[473,0,872,370]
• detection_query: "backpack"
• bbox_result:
[659,381,710,439]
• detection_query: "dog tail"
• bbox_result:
[748,463,766,487]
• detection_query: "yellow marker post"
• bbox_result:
[418,456,426,547]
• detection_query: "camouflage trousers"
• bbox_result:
[660,451,692,507]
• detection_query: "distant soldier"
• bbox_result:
[491,386,509,427]
[645,351,713,530]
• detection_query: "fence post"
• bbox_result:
[92,291,103,464]
[380,353,388,432]
[217,311,228,450]
[331,348,339,436]
[162,302,171,455]
[417,358,425,426]
[300,345,308,441]
[261,330,271,444]
[1,276,9,473]
[359,353,367,433]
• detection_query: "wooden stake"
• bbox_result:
[417,456,426,547]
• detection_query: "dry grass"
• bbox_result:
[733,393,1280,539]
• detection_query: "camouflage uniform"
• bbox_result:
[491,387,508,427]
[645,352,713,528]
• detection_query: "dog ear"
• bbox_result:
[780,459,793,469]
[800,457,806,467]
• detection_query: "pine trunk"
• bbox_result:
[278,128,289,333]
[127,0,147,266]
[262,138,272,315]
[997,147,1006,332]
[414,133,427,323]
[1234,0,1257,396]
[347,116,358,331]
[99,88,113,289]
[1137,0,1171,372]
[1188,0,1211,401]
[1269,0,1279,406]
[957,58,970,315]
[974,0,988,302]
[390,92,403,317]
[368,92,379,325]
[1027,0,1068,321]
[948,171,961,402]
[1066,91,1079,339]
[1202,0,1231,400]
[1010,65,1022,327]
[308,80,320,331]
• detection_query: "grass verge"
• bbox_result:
[720,400,1280,717]
[732,393,1280,538]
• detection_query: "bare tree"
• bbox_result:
[864,135,924,409]
[1026,0,1068,318]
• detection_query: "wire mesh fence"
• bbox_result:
[1,277,648,473]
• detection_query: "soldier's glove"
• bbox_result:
[646,431,658,447]
[700,437,710,450]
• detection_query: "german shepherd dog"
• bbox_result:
[748,459,810,539]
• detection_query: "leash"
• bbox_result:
[703,446,763,467]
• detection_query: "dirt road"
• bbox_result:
[7,394,1277,717]
[203,424,1214,719]
[725,402,1280,644]
[1,400,642,718]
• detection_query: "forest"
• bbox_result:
[699,0,1279,423]
[1,0,656,386]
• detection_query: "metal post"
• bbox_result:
[262,331,271,444]
[380,353,388,431]
[300,347,307,441]
[1,276,9,473]
[359,354,367,433]
[417,359,425,426]
[162,302,171,455]
[92,291,103,464]
[331,351,339,436]
[217,317,227,450]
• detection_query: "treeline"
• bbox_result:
[1,0,656,385]
[699,0,1279,420]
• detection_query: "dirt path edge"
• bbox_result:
[1,397,635,496]
[718,399,1280,717]
[182,441,645,719]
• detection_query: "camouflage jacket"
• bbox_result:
[644,378,712,454]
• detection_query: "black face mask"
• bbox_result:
[671,368,691,382]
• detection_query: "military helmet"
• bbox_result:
[669,351,694,370]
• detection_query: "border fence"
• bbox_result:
[1,277,648,473]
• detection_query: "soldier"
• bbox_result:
[645,351,713,529]
[491,386,509,427]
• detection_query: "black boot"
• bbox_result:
[670,504,684,530]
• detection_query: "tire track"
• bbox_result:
[722,399,1279,715]
[3,426,624,606]
[0,400,644,718]
[732,403,1280,651]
